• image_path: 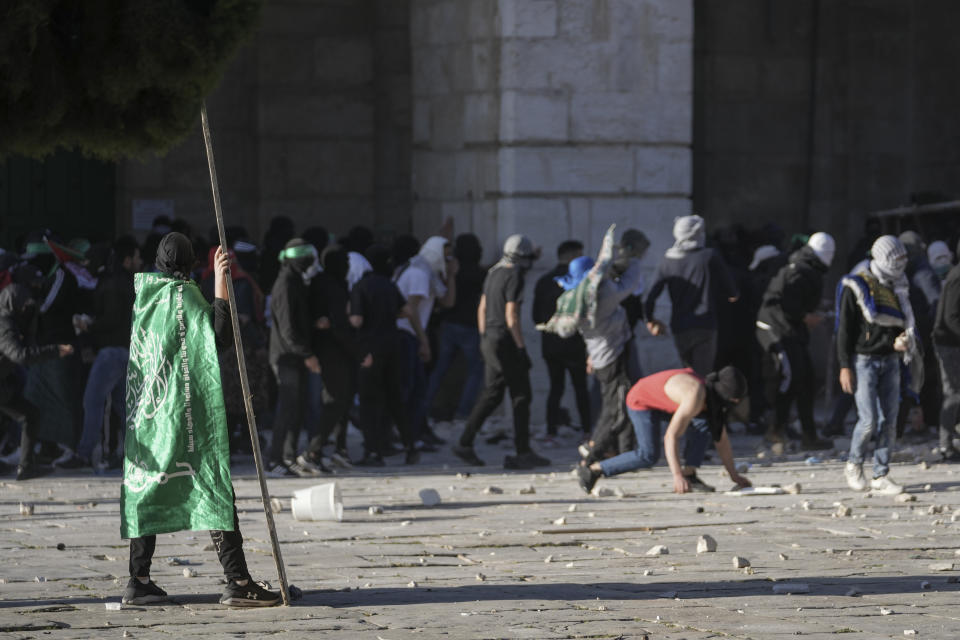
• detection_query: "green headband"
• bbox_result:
[278,245,317,262]
[25,242,52,255]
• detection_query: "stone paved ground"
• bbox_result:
[2,421,960,639]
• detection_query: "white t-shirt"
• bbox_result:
[396,261,446,336]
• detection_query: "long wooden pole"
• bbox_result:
[199,102,291,606]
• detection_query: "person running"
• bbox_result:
[0,284,74,480]
[644,215,739,376]
[755,232,836,451]
[453,235,551,469]
[837,235,916,495]
[577,366,752,495]
[121,233,280,607]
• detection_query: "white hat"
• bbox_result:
[870,235,908,280]
[807,232,835,268]
[749,245,780,271]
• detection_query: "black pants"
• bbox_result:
[586,351,632,459]
[673,328,718,377]
[763,336,817,440]
[270,360,308,464]
[460,332,531,454]
[543,347,590,434]
[129,502,248,581]
[313,352,356,453]
[0,394,37,467]
[357,337,411,454]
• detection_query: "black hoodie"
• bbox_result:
[269,263,314,366]
[0,285,59,400]
[756,245,827,346]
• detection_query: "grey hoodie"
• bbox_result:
[578,259,644,370]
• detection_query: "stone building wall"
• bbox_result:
[411,0,696,416]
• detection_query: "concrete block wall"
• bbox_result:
[411,0,695,423]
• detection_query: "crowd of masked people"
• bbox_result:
[1,213,959,497]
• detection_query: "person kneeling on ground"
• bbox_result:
[577,366,752,494]
[121,233,280,607]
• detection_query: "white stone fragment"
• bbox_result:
[553,517,566,526]
[643,569,652,576]
[518,485,536,495]
[896,493,916,503]
[595,487,615,497]
[696,535,717,554]
[892,512,901,519]
[802,501,812,511]
[544,555,553,564]
[475,573,485,581]
[19,502,34,516]
[929,562,955,571]
[784,482,802,495]
[483,486,503,495]
[270,498,283,514]
[400,520,412,527]
[881,608,893,615]
[904,630,917,636]
[646,545,669,556]
[407,581,417,588]
[567,504,577,512]
[732,556,750,568]
[368,506,384,515]
[835,505,853,517]
[565,562,575,568]
[419,488,442,506]
[779,553,789,561]
[773,583,810,594]
[105,602,123,610]
[182,568,196,578]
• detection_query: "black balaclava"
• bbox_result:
[321,245,349,287]
[365,244,392,277]
[704,366,748,435]
[279,238,317,275]
[155,232,196,279]
[455,233,483,268]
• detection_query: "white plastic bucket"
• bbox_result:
[291,482,343,521]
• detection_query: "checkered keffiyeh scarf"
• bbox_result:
[536,224,616,338]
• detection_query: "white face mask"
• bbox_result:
[301,259,321,283]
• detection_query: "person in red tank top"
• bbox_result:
[577,366,752,494]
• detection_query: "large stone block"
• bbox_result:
[451,42,499,93]
[414,150,498,200]
[500,0,558,38]
[496,197,569,257]
[571,91,691,144]
[634,146,691,194]
[558,0,612,43]
[413,99,432,144]
[610,0,692,43]
[500,39,613,92]
[313,37,374,86]
[412,46,453,96]
[285,140,374,197]
[430,95,466,150]
[500,91,568,143]
[656,40,693,94]
[463,93,499,144]
[499,146,633,194]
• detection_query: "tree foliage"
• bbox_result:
[0,0,261,159]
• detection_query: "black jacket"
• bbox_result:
[91,269,135,349]
[756,246,826,346]
[836,282,900,370]
[0,285,59,401]
[268,265,313,366]
[933,263,960,347]
[310,272,358,363]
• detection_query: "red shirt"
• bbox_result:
[626,368,702,413]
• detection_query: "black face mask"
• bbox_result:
[155,232,195,279]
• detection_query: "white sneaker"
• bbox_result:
[844,462,866,491]
[870,474,904,495]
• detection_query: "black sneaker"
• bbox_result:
[504,451,551,470]
[219,579,281,608]
[266,462,296,478]
[684,472,715,493]
[451,444,485,466]
[16,464,53,481]
[577,464,600,494]
[355,452,385,467]
[122,577,169,605]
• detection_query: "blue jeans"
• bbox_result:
[849,353,901,478]
[423,322,483,419]
[78,347,129,460]
[599,407,712,477]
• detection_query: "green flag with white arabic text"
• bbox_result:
[121,273,234,539]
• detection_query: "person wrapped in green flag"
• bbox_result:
[121,232,280,607]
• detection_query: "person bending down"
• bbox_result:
[577,366,752,494]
